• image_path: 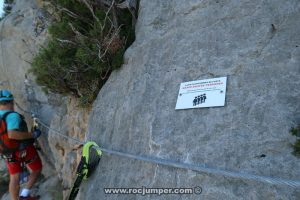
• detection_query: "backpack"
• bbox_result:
[0,111,21,154]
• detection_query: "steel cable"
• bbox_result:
[34,114,300,188]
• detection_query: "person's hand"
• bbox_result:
[32,129,42,139]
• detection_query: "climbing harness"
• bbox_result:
[0,111,41,185]
[19,149,29,185]
[68,141,102,200]
[0,153,14,162]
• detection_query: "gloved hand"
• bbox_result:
[32,128,42,139]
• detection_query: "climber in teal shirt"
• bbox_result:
[0,110,22,130]
[0,90,42,200]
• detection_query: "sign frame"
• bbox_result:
[175,77,227,110]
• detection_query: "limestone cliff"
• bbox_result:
[82,0,300,199]
[0,0,90,199]
[0,0,300,200]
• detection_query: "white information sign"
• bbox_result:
[175,77,227,110]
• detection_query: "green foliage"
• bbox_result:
[292,140,300,157]
[290,124,300,157]
[290,125,300,137]
[0,0,14,20]
[31,0,136,106]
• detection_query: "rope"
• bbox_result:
[33,114,300,188]
[101,148,300,188]
[37,119,85,145]
[14,101,32,115]
[1,15,299,188]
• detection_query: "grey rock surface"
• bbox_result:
[0,1,62,198]
[0,0,90,199]
[0,0,52,175]
[82,0,300,199]
[1,176,63,200]
[0,160,9,197]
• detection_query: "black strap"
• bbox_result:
[68,174,84,200]
[1,111,15,121]
[24,155,38,164]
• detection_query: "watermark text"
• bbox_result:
[104,186,202,195]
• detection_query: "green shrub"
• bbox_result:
[0,0,15,20]
[290,124,300,157]
[293,140,300,157]
[30,0,136,106]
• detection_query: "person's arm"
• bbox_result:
[5,112,34,140]
[7,130,34,140]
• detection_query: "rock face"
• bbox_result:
[1,0,300,200]
[82,0,300,199]
[0,161,9,197]
[47,98,91,198]
[0,0,89,199]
